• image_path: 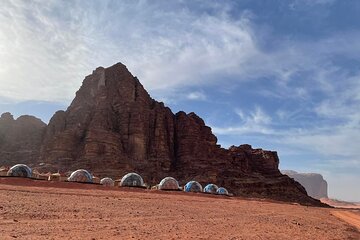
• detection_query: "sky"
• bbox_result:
[1,0,360,201]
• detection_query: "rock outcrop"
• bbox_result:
[282,170,328,199]
[0,63,327,206]
[0,112,46,166]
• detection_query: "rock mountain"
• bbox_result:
[0,112,46,166]
[0,63,326,206]
[282,170,328,199]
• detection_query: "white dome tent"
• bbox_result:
[100,177,115,186]
[67,169,93,183]
[7,164,32,178]
[203,184,219,194]
[183,181,203,193]
[159,177,180,190]
[216,187,229,195]
[120,173,145,187]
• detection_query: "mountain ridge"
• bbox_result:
[0,62,327,206]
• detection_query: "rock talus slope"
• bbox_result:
[0,63,326,206]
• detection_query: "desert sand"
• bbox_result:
[321,198,360,209]
[332,211,360,230]
[0,178,359,240]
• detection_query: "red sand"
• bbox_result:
[321,198,360,209]
[332,211,360,230]
[0,177,359,240]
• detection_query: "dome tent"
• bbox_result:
[67,169,93,183]
[204,184,219,194]
[159,177,180,190]
[100,177,115,186]
[120,173,144,187]
[7,164,32,178]
[216,187,229,195]
[184,181,203,193]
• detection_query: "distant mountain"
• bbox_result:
[0,63,326,206]
[0,112,46,166]
[282,170,328,199]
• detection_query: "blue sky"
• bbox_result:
[1,0,359,201]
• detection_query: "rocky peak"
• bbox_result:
[69,63,141,109]
[16,115,46,127]
[0,113,46,166]
[0,113,45,130]
[0,112,14,123]
[0,63,327,206]
[228,144,280,174]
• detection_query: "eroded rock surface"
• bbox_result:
[0,112,46,166]
[0,63,326,206]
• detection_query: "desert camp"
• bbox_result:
[1,1,359,239]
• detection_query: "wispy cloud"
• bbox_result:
[0,0,259,102]
[290,0,337,8]
[1,1,360,105]
[213,106,273,135]
[186,91,207,101]
[212,65,360,190]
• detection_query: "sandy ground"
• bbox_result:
[0,178,359,240]
[332,211,360,230]
[321,198,360,209]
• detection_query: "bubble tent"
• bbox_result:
[100,177,115,186]
[216,187,229,195]
[203,184,219,194]
[120,173,144,187]
[159,177,180,190]
[7,164,32,178]
[184,181,203,193]
[67,169,93,183]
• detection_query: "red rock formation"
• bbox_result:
[0,63,327,206]
[40,64,177,177]
[283,170,328,199]
[0,112,46,166]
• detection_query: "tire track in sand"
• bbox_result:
[332,211,360,230]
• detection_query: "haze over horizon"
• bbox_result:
[1,0,359,202]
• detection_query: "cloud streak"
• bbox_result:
[1,0,256,101]
[1,0,360,104]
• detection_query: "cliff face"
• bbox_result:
[0,63,326,206]
[0,112,46,166]
[41,65,175,176]
[40,63,283,180]
[282,170,328,199]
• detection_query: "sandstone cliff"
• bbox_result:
[282,170,328,199]
[0,63,326,206]
[0,112,46,166]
